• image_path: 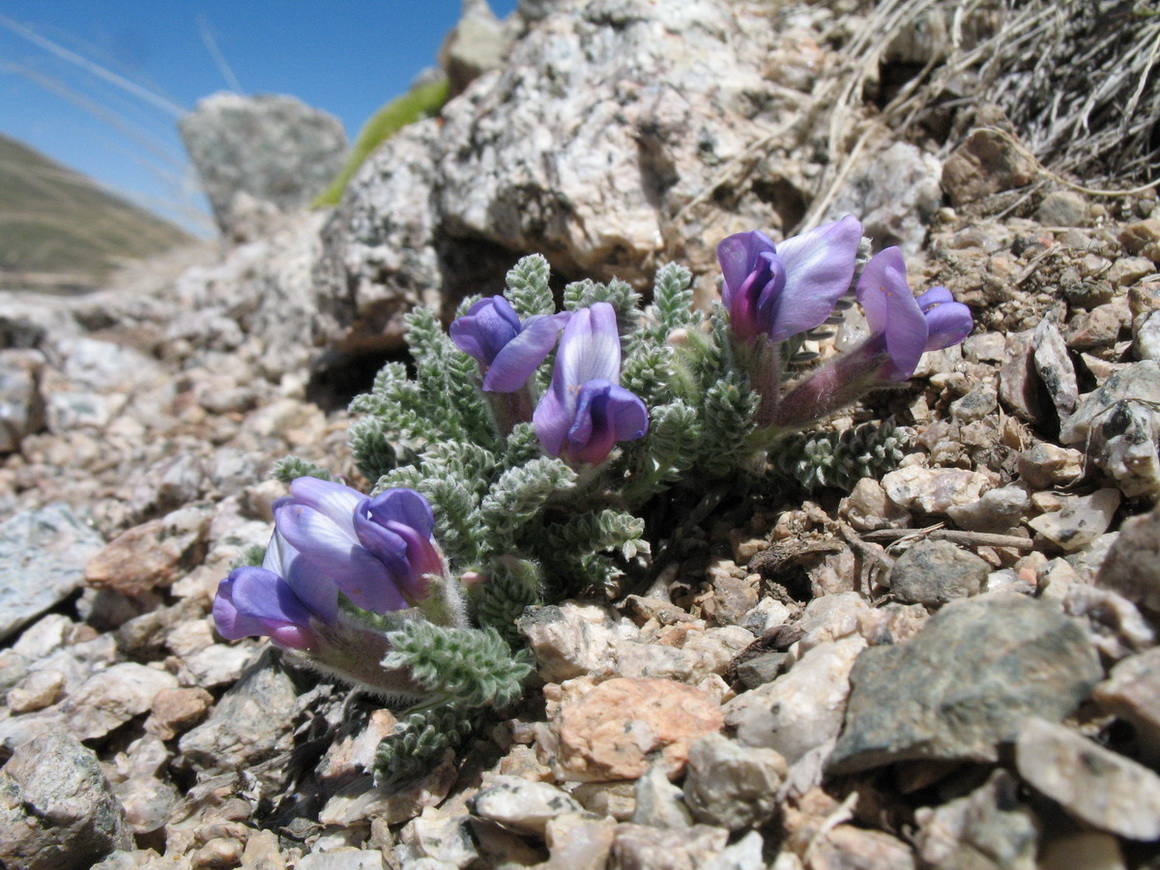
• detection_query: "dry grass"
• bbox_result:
[795,0,1160,229]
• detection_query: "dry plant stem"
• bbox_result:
[839,521,894,596]
[861,527,1036,550]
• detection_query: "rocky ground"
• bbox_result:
[3,1,1160,868]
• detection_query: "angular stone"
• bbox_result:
[63,663,179,741]
[543,813,617,870]
[440,0,512,96]
[949,382,998,423]
[946,484,1030,533]
[725,636,865,764]
[1096,504,1160,623]
[469,775,586,837]
[610,823,729,870]
[1016,717,1160,841]
[297,851,385,870]
[112,774,178,836]
[1060,360,1160,498]
[1017,442,1083,489]
[0,503,105,642]
[1092,646,1160,763]
[518,603,620,683]
[6,667,65,713]
[630,764,693,829]
[1119,218,1160,260]
[1052,582,1155,662]
[0,348,45,452]
[881,466,992,516]
[179,92,346,235]
[913,770,1038,870]
[397,806,478,868]
[822,141,942,257]
[807,825,917,870]
[1027,488,1120,553]
[682,733,786,831]
[1067,303,1124,350]
[887,540,989,606]
[841,477,911,532]
[1032,318,1078,421]
[178,649,298,777]
[85,504,211,596]
[553,678,723,781]
[1136,309,1160,360]
[1036,190,1087,226]
[942,128,1036,206]
[828,597,1102,774]
[998,329,1051,422]
[145,687,214,741]
[0,731,133,869]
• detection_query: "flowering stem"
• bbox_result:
[415,572,470,629]
[768,348,887,432]
[735,336,783,429]
[487,388,535,437]
[305,619,428,699]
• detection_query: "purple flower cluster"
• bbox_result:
[449,296,568,392]
[452,297,647,466]
[853,247,973,381]
[213,479,444,650]
[717,217,972,393]
[718,216,863,344]
[755,242,974,431]
[533,303,649,466]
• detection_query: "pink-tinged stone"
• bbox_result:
[84,505,210,596]
[554,677,724,782]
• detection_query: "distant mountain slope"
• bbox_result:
[0,132,193,291]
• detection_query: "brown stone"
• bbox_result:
[1093,647,1160,764]
[1120,219,1160,262]
[84,505,210,596]
[942,128,1036,206]
[555,677,724,781]
[147,687,214,740]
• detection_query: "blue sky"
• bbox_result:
[0,1,516,234]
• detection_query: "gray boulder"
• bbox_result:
[180,93,347,236]
[316,0,840,355]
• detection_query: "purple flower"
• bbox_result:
[273,478,444,612]
[768,249,973,431]
[855,247,974,381]
[533,302,648,465]
[717,215,863,343]
[213,532,338,652]
[450,296,569,392]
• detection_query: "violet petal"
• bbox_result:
[923,300,974,351]
[286,477,361,538]
[554,303,621,392]
[482,313,565,392]
[717,230,777,298]
[770,215,862,341]
[365,488,435,538]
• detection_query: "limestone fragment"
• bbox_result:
[1016,717,1160,841]
[725,635,865,764]
[886,539,989,606]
